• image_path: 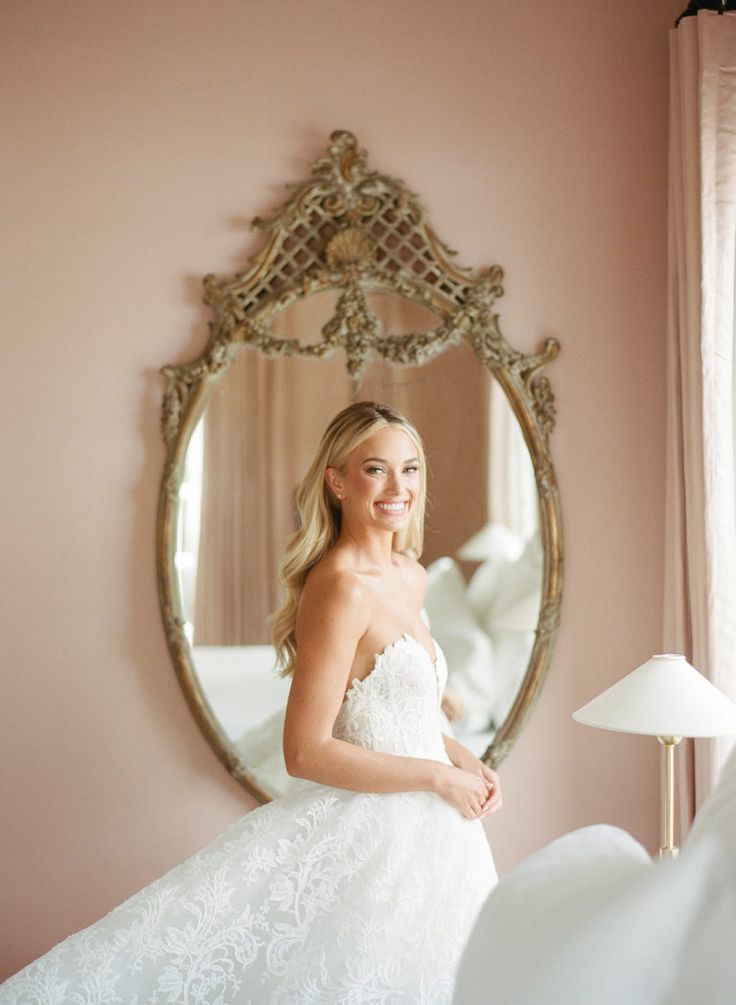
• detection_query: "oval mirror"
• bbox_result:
[158,130,562,801]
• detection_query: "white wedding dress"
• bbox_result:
[2,634,497,1004]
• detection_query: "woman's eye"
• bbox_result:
[364,464,418,475]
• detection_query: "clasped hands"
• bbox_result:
[439,739,503,821]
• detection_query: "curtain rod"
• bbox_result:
[676,0,736,27]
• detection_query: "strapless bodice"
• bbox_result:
[332,633,450,761]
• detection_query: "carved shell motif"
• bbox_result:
[325,227,376,273]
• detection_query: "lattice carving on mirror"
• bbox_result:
[209,128,480,321]
[163,130,559,448]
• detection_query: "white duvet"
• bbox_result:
[454,745,736,1004]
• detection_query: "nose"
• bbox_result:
[386,469,403,494]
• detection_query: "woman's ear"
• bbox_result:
[325,467,343,500]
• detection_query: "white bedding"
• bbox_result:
[453,745,736,1004]
[191,645,291,740]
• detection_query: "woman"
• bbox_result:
[2,401,500,1005]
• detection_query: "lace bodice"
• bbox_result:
[333,633,450,762]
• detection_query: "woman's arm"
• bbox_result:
[282,569,492,819]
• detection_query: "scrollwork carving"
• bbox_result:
[325,226,376,273]
[531,376,557,438]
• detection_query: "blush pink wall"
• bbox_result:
[1,0,682,978]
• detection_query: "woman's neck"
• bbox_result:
[336,524,395,572]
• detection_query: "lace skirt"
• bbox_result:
[1,781,496,1005]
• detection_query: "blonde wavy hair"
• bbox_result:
[270,401,427,676]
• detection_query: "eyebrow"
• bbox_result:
[361,456,420,464]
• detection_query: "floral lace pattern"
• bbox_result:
[2,636,496,1004]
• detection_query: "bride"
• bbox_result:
[2,401,501,1005]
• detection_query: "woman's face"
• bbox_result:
[328,426,422,533]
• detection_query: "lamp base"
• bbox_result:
[657,735,682,864]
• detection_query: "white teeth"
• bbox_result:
[376,502,407,512]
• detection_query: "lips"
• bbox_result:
[375,500,409,515]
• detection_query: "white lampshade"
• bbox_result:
[572,654,736,738]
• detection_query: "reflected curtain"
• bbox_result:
[665,10,736,829]
[487,378,537,543]
[194,351,283,645]
[194,347,357,645]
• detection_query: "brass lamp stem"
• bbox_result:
[657,735,682,860]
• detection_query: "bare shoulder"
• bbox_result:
[303,559,366,607]
[297,554,370,641]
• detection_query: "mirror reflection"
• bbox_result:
[175,295,541,798]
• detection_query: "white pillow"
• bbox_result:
[424,557,498,732]
[483,631,534,727]
[660,846,736,1005]
[453,824,710,1005]
[466,532,543,634]
[662,744,736,1004]
[456,521,524,563]
[454,753,736,1005]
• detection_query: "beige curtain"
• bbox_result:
[487,378,537,542]
[665,10,736,829]
[194,344,357,645]
[194,350,281,645]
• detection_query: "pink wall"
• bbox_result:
[1,0,682,978]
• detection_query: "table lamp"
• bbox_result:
[572,654,736,860]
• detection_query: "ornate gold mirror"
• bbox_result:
[157,130,562,801]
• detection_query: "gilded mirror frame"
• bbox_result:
[157,129,563,801]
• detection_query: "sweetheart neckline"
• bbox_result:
[380,632,438,669]
[342,633,441,704]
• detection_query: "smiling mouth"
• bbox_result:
[375,500,410,515]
